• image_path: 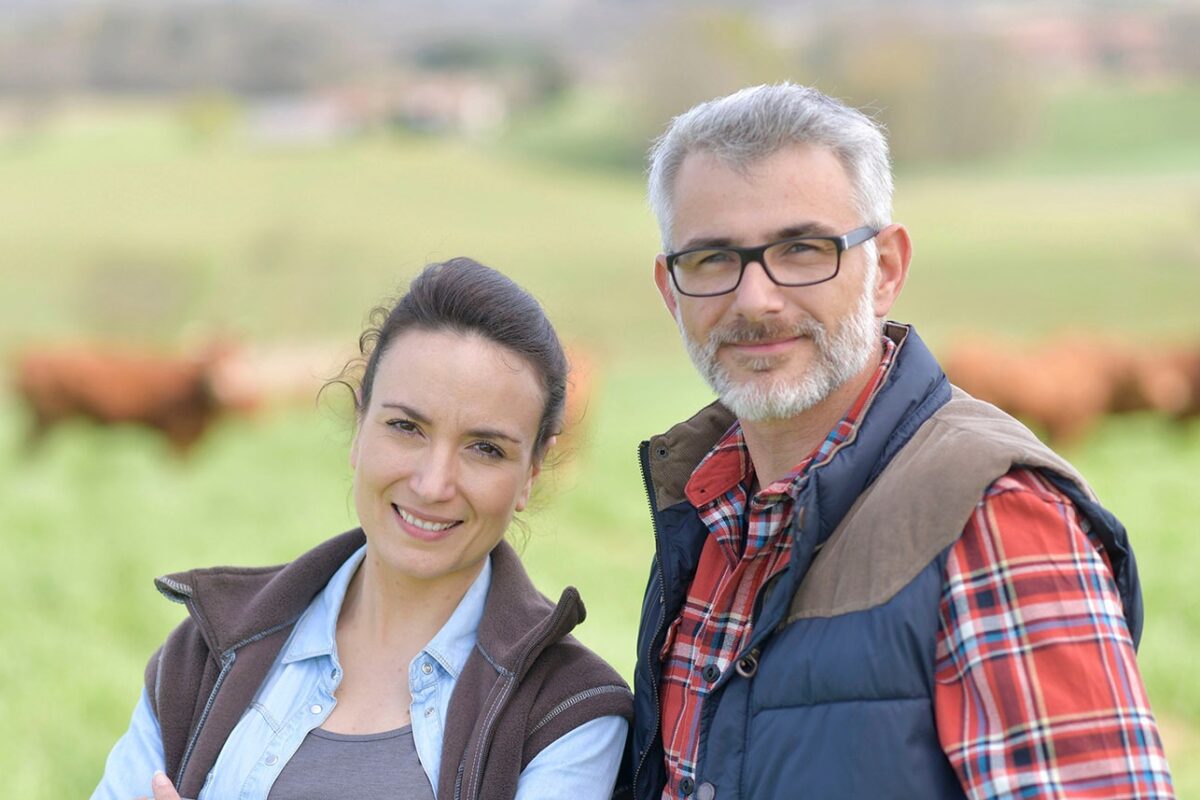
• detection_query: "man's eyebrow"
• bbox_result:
[380,403,523,445]
[773,221,840,239]
[676,222,840,251]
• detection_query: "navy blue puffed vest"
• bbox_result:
[630,324,1142,800]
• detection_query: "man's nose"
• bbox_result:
[730,258,786,318]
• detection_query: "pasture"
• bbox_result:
[1,93,1198,796]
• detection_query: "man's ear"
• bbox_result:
[654,254,679,317]
[871,223,912,317]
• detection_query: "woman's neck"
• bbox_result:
[338,547,484,652]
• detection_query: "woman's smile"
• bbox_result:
[393,503,462,540]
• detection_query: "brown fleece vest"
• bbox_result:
[144,534,632,799]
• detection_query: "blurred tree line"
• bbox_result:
[0,3,567,102]
[614,5,1190,168]
[2,1,1199,168]
[0,4,370,96]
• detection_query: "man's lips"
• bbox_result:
[724,336,803,356]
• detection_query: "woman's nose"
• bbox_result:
[409,449,457,503]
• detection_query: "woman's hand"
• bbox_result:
[135,771,184,800]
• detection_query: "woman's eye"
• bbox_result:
[387,419,419,434]
[472,441,505,459]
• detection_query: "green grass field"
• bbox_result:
[2,88,1198,796]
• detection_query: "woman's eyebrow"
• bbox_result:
[380,402,430,424]
[466,427,523,445]
[381,403,523,445]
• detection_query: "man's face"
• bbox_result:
[655,144,883,422]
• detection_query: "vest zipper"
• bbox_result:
[172,616,298,792]
[528,684,632,735]
[176,649,235,785]
[458,596,581,800]
[632,440,667,798]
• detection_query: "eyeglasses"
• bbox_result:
[664,226,879,297]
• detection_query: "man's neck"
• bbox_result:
[739,355,881,488]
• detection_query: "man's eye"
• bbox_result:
[387,419,419,433]
[698,251,735,265]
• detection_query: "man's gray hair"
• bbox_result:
[647,83,894,251]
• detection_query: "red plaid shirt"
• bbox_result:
[659,340,1173,799]
[658,338,896,799]
[936,469,1173,797]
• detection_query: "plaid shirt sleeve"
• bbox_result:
[934,468,1175,799]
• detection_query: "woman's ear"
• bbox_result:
[349,418,363,470]
[516,435,555,512]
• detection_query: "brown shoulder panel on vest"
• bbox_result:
[785,389,1093,622]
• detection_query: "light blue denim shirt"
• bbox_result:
[92,545,626,799]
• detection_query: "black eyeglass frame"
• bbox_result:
[664,225,880,297]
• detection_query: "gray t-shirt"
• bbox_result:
[266,725,436,799]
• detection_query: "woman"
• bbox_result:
[92,258,632,800]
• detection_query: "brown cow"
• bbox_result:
[942,334,1192,445]
[12,341,248,454]
[1130,345,1200,422]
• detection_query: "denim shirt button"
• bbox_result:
[310,704,322,714]
[424,706,435,718]
[421,661,433,675]
[264,754,279,766]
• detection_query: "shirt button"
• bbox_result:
[697,782,716,800]
[680,777,695,796]
[701,663,721,683]
[264,754,279,766]
[424,706,435,718]
[310,704,322,714]
[421,662,433,675]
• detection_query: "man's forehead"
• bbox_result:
[669,144,856,247]
[676,141,843,179]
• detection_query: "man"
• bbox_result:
[630,84,1174,799]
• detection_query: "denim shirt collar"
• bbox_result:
[278,543,492,680]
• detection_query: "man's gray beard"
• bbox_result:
[677,278,881,422]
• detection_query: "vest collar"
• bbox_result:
[155,532,581,672]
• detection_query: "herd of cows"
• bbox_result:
[10,341,345,453]
[8,339,598,455]
[6,334,1199,454]
[943,335,1200,444]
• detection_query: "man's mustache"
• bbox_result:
[708,317,825,347]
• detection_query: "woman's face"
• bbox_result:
[350,328,545,590]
